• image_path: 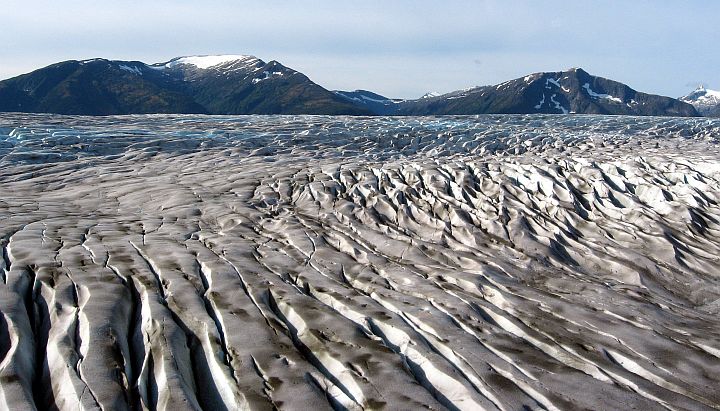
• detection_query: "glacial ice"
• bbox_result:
[0,113,719,410]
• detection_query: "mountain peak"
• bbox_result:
[79,58,109,64]
[395,67,698,117]
[161,55,259,70]
[421,92,442,99]
[680,85,720,116]
[682,85,720,99]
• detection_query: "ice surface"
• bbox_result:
[0,113,719,410]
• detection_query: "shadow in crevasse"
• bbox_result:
[25,266,61,411]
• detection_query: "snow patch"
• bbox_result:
[360,94,391,104]
[703,89,720,99]
[535,94,546,110]
[545,78,570,92]
[495,80,513,90]
[252,71,284,84]
[79,58,105,64]
[421,92,442,99]
[118,65,143,76]
[165,55,257,70]
[550,94,568,114]
[334,92,394,105]
[583,83,622,103]
[546,78,561,89]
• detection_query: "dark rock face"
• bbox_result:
[0,56,370,115]
[394,68,698,117]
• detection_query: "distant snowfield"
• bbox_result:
[1,114,719,410]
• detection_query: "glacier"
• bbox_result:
[0,113,719,410]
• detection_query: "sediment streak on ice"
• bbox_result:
[0,113,719,410]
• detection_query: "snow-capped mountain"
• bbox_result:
[0,55,369,115]
[154,55,368,115]
[339,69,697,117]
[0,58,206,115]
[680,85,720,117]
[0,57,699,117]
[394,68,698,117]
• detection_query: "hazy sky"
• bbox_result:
[3,0,719,99]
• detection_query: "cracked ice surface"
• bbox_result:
[1,113,720,410]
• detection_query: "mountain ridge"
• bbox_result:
[339,68,697,117]
[0,55,370,115]
[0,55,699,117]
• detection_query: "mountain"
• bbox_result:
[680,85,720,117]
[0,59,698,117]
[392,68,698,117]
[156,55,369,115]
[0,55,370,115]
[0,59,205,115]
[333,90,400,115]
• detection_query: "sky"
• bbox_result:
[2,0,719,99]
